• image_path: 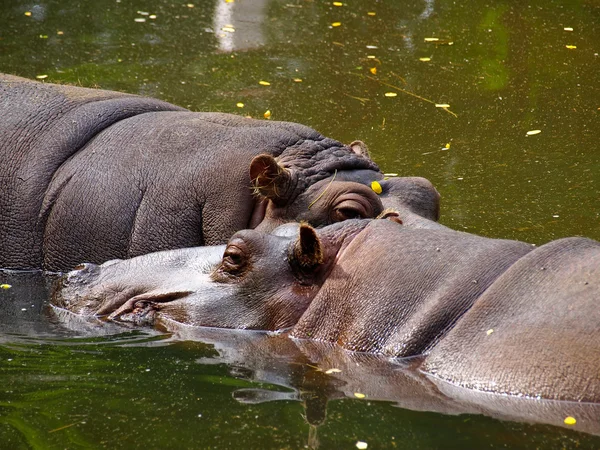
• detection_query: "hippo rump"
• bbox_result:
[53,216,600,403]
[0,73,439,271]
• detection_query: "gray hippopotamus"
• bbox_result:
[0,73,439,271]
[53,216,600,403]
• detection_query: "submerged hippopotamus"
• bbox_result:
[0,74,439,271]
[53,216,600,403]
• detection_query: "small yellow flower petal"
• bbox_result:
[526,130,542,136]
[369,67,377,75]
[325,368,342,374]
[419,57,431,62]
[371,181,382,194]
[293,78,303,82]
[236,102,244,108]
[222,26,235,32]
[445,143,451,149]
[565,45,577,49]
[384,92,397,97]
[354,392,366,399]
[383,173,398,177]
[263,110,271,119]
[564,27,573,31]
[367,12,376,16]
[187,3,195,7]
[258,80,271,86]
[564,416,576,425]
[424,37,439,42]
[24,11,32,16]
[332,22,342,27]
[486,329,494,335]
[435,103,450,108]
[0,284,12,289]
[36,75,48,80]
[333,1,343,5]
[356,442,368,450]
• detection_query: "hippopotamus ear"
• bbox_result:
[250,154,293,205]
[292,224,324,272]
[349,140,371,159]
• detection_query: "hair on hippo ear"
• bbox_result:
[250,154,294,205]
[293,223,324,270]
[349,140,371,159]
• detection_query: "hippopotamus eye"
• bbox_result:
[333,207,363,221]
[221,244,247,275]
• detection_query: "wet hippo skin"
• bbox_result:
[52,216,600,403]
[0,73,439,271]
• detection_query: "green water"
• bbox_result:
[1,0,599,448]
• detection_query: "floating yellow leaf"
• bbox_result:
[222,26,235,32]
[258,80,271,86]
[264,110,271,119]
[24,11,32,16]
[565,45,577,49]
[236,102,244,108]
[371,181,382,194]
[293,78,303,82]
[356,442,368,450]
[526,130,542,136]
[435,103,450,108]
[369,67,377,75]
[333,1,343,5]
[486,329,494,335]
[424,37,439,42]
[564,27,573,31]
[36,75,48,79]
[384,92,397,97]
[564,416,576,425]
[367,12,376,16]
[445,143,451,149]
[0,284,12,289]
[419,57,431,62]
[325,368,342,374]
[354,392,366,399]
[332,22,341,27]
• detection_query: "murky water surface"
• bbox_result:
[1,0,599,448]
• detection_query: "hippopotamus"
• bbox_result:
[52,216,600,403]
[0,73,439,271]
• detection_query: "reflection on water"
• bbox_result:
[1,0,599,447]
[3,272,600,448]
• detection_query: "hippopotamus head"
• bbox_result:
[51,217,389,330]
[247,141,440,231]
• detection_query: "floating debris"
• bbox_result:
[383,173,398,177]
[564,27,573,31]
[369,67,377,75]
[36,75,48,79]
[486,329,494,335]
[435,103,450,108]
[258,80,271,86]
[325,368,342,374]
[354,392,366,399]
[293,78,303,82]
[187,3,195,7]
[149,14,157,19]
[367,12,376,16]
[424,37,439,42]
[356,442,368,450]
[332,22,342,27]
[264,110,271,119]
[57,31,64,35]
[221,26,235,32]
[366,45,378,49]
[371,181,382,194]
[333,1,343,5]
[366,55,376,59]
[384,92,397,97]
[565,45,577,49]
[236,102,244,108]
[526,130,542,136]
[24,11,32,16]
[564,416,577,425]
[137,10,149,15]
[0,284,12,289]
[134,18,146,22]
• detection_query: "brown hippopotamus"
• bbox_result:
[0,74,439,271]
[52,216,600,403]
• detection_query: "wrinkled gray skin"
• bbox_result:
[0,73,439,271]
[53,216,600,402]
